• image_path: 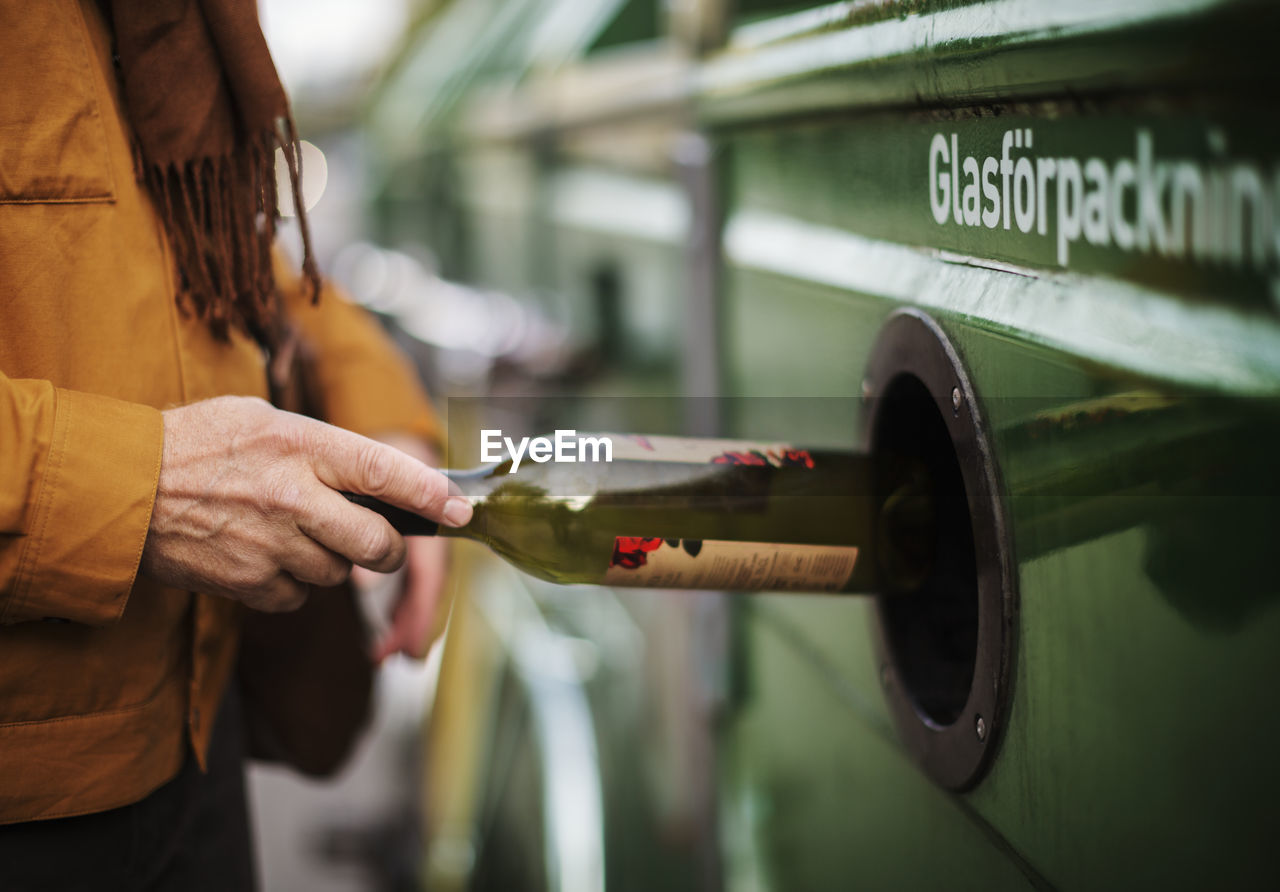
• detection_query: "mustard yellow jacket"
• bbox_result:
[0,0,439,823]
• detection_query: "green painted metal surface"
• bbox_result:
[710,1,1280,888]
[718,273,1279,886]
[711,3,1280,885]
[721,597,1042,891]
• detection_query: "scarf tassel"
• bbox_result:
[141,122,320,352]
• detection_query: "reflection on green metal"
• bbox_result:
[703,0,1277,122]
[724,209,1280,393]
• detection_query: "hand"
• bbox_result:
[353,434,452,663]
[139,396,472,612]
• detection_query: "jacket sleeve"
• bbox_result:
[0,372,163,626]
[275,253,443,448]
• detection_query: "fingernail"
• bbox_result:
[441,497,473,528]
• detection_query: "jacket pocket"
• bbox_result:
[0,0,115,204]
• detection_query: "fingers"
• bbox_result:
[278,536,354,588]
[234,572,310,614]
[372,581,434,663]
[304,423,472,527]
[372,537,449,664]
[296,484,407,573]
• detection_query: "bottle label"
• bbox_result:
[602,434,816,468]
[604,537,857,592]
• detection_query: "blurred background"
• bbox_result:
[254,3,721,889]
[252,1,1280,890]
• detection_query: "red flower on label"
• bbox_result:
[710,446,814,468]
[610,536,664,569]
[711,450,769,466]
[778,448,815,468]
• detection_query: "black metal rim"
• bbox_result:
[863,309,1018,792]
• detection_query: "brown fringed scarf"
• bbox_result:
[105,0,321,351]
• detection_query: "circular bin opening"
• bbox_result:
[875,373,978,728]
[864,310,1017,792]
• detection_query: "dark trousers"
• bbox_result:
[0,685,257,891]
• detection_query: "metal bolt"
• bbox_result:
[975,714,987,742]
[951,386,963,415]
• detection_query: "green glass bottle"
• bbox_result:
[345,434,934,594]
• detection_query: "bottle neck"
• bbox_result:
[433,466,508,540]
[443,465,506,496]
